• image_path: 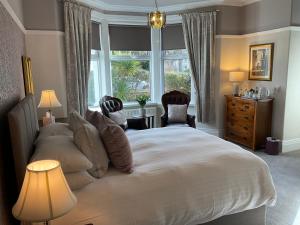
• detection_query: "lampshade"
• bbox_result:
[148,11,166,29]
[38,90,62,108]
[12,160,77,223]
[229,72,245,82]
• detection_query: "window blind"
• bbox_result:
[162,24,186,50]
[91,22,101,50]
[109,25,151,51]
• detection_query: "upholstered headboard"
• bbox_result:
[8,94,39,190]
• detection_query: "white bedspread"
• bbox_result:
[52,127,276,225]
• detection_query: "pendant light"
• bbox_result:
[148,0,166,29]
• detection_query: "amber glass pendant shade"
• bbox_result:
[148,11,166,29]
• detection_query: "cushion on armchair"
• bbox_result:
[109,110,128,130]
[168,104,188,123]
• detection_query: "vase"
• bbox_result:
[141,107,146,117]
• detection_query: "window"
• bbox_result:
[163,49,191,96]
[110,51,151,102]
[88,50,102,107]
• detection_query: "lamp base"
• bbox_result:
[232,83,240,96]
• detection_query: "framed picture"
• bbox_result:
[22,56,34,95]
[249,43,274,81]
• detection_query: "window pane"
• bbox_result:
[88,50,101,107]
[163,50,191,97]
[111,59,150,102]
[111,51,150,58]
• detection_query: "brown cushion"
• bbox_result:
[88,111,133,173]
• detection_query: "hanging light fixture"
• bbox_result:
[148,0,166,29]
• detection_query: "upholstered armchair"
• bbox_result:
[100,96,148,130]
[161,91,196,128]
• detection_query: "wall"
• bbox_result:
[25,31,68,119]
[291,0,300,26]
[282,29,300,151]
[0,2,25,224]
[7,0,23,23]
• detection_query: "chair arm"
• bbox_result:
[127,118,148,130]
[161,114,168,127]
[187,114,196,128]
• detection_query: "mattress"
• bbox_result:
[52,127,276,225]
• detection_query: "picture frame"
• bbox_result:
[249,43,274,81]
[22,56,34,95]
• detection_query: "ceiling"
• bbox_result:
[81,0,260,13]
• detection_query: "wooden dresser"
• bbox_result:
[224,95,273,150]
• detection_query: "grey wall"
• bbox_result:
[23,0,64,31]
[292,0,300,26]
[241,0,293,34]
[7,0,23,24]
[0,2,25,225]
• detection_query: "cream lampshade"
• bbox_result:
[12,160,77,225]
[38,90,62,109]
[229,72,245,96]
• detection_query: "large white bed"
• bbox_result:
[50,127,276,225]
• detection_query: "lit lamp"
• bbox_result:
[229,71,245,96]
[148,0,166,29]
[12,160,77,225]
[38,90,62,126]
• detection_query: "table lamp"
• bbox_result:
[38,90,62,126]
[12,160,77,225]
[229,71,244,96]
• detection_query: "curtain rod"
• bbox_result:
[178,9,220,16]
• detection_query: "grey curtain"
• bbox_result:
[64,0,91,115]
[182,12,216,123]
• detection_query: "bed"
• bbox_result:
[8,95,276,225]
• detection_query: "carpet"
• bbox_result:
[255,150,300,225]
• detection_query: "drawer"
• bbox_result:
[226,129,253,146]
[227,111,254,123]
[227,120,253,135]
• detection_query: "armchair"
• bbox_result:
[100,96,147,130]
[161,91,196,128]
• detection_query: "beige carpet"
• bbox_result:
[255,150,300,225]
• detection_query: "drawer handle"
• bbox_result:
[244,116,249,120]
[231,113,235,116]
[243,137,247,140]
[244,127,248,130]
[245,105,250,109]
[240,109,244,112]
[232,104,236,106]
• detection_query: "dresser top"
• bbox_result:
[225,95,273,102]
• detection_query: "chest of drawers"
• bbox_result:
[224,95,273,150]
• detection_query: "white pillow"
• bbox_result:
[65,171,95,191]
[37,123,72,142]
[32,136,93,173]
[74,123,109,178]
[168,104,188,123]
[109,110,128,130]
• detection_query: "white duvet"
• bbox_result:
[52,127,276,225]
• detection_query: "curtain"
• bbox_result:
[64,0,91,115]
[182,12,216,123]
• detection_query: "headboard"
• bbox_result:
[8,94,39,190]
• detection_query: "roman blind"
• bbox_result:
[109,25,151,51]
[91,22,101,50]
[162,24,186,50]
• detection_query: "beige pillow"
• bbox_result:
[74,123,109,178]
[168,104,188,123]
[69,111,89,131]
[65,171,95,191]
[88,112,133,173]
[37,123,72,142]
[32,136,93,173]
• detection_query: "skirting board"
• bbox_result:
[282,138,300,153]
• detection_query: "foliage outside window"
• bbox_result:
[163,49,191,97]
[111,51,151,103]
[88,50,102,107]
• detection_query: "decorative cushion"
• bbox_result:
[65,171,95,191]
[168,104,188,123]
[32,136,93,173]
[109,110,128,130]
[85,109,96,122]
[69,111,89,131]
[74,123,109,178]
[88,112,133,173]
[37,123,72,142]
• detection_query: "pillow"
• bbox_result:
[85,109,96,122]
[168,104,188,123]
[89,112,133,173]
[69,111,89,131]
[109,110,128,130]
[74,123,109,178]
[32,136,93,173]
[37,123,72,141]
[65,171,95,191]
